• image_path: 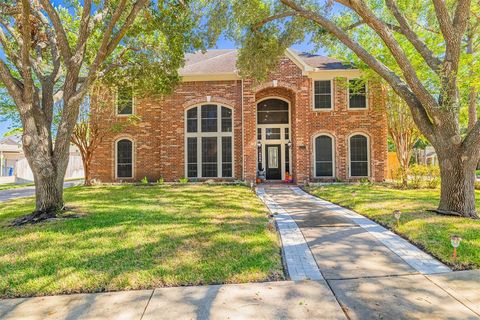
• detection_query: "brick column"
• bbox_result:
[242,79,257,182]
[293,79,311,184]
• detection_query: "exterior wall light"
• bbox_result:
[287,140,292,148]
[257,141,262,148]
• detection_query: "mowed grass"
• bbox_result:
[0,182,33,191]
[306,184,480,270]
[0,184,283,298]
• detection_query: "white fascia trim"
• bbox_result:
[181,73,241,82]
[307,69,362,79]
[284,48,315,74]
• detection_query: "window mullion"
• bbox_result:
[217,105,222,178]
[197,139,202,179]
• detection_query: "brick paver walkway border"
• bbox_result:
[256,187,323,281]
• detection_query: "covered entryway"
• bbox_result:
[256,98,292,181]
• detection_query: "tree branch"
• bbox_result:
[385,0,442,72]
[0,59,24,105]
[252,11,298,31]
[334,0,441,122]
[463,120,480,158]
[279,0,435,141]
[73,0,92,63]
[20,0,34,104]
[39,0,73,65]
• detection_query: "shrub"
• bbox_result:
[475,181,480,191]
[425,166,440,189]
[157,178,164,185]
[408,164,440,189]
[393,167,408,188]
[179,178,189,184]
[409,164,427,189]
[140,177,149,185]
[359,177,371,185]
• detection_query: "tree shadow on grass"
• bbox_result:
[0,184,283,298]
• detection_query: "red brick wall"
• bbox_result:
[90,56,387,183]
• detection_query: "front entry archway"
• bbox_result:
[256,98,291,181]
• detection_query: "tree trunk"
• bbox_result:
[12,133,69,225]
[34,168,63,213]
[83,153,92,186]
[437,150,478,218]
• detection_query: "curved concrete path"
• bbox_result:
[260,185,479,320]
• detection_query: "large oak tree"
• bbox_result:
[220,0,480,218]
[0,0,213,223]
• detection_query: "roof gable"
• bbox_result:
[179,49,356,81]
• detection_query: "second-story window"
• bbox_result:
[349,80,367,109]
[117,87,133,115]
[314,80,332,109]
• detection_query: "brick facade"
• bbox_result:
[90,55,387,184]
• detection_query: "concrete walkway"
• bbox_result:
[260,185,479,319]
[0,180,82,203]
[0,281,347,320]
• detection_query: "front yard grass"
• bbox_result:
[0,184,283,298]
[0,182,33,191]
[306,184,480,270]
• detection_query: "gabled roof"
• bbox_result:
[293,51,352,70]
[0,135,22,153]
[179,48,353,79]
[0,135,21,146]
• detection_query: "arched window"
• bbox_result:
[116,139,133,178]
[314,135,334,177]
[185,104,233,178]
[257,98,289,124]
[349,134,369,177]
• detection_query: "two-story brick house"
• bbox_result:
[90,49,387,183]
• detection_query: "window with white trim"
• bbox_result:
[314,135,334,177]
[314,80,332,109]
[186,104,233,178]
[117,87,133,115]
[350,134,369,176]
[116,139,133,178]
[348,80,367,109]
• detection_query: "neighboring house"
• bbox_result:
[0,134,84,183]
[0,135,23,178]
[90,49,388,183]
[425,145,438,166]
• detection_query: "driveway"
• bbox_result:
[0,180,83,202]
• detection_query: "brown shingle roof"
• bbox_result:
[294,51,352,70]
[179,49,352,75]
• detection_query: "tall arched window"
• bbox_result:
[185,104,233,178]
[116,139,133,178]
[314,135,334,177]
[349,134,369,177]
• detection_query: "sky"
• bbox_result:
[0,3,327,138]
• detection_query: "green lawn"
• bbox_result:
[306,184,480,270]
[0,184,283,298]
[0,182,33,191]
